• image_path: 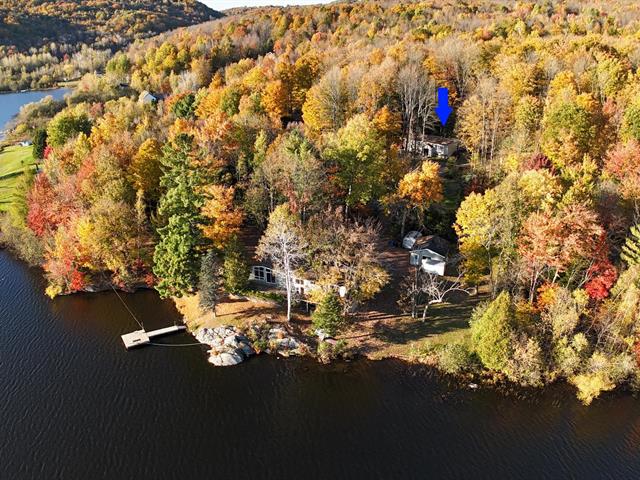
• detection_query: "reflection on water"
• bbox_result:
[1,250,639,479]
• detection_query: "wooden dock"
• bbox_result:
[121,325,187,349]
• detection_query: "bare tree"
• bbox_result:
[257,204,308,321]
[432,37,479,99]
[397,63,436,152]
[306,208,389,315]
[400,268,470,321]
[316,66,346,130]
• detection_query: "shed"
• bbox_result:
[409,235,451,276]
[138,90,158,105]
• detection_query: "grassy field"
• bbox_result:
[0,145,36,212]
[352,292,486,361]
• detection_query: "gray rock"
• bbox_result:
[208,350,244,366]
[223,335,240,348]
[238,341,255,357]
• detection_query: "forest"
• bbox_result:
[3,0,640,403]
[0,0,220,91]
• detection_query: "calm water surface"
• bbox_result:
[1,250,640,479]
[0,88,69,138]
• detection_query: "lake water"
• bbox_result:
[0,88,69,139]
[1,249,640,479]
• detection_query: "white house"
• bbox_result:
[409,235,450,276]
[138,90,158,105]
[249,265,350,302]
[19,140,33,147]
[249,265,320,297]
[412,135,459,158]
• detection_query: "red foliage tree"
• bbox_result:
[69,269,87,292]
[584,260,618,301]
[521,152,553,172]
[604,140,640,202]
[26,175,57,237]
[519,204,604,299]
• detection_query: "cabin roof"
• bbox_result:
[421,135,458,146]
[412,235,450,257]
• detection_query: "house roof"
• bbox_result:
[412,235,450,257]
[138,90,157,102]
[421,135,458,146]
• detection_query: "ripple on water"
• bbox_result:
[1,250,640,478]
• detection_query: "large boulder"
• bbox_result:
[208,350,244,366]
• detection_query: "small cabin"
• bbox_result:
[414,136,459,158]
[19,140,32,147]
[138,90,158,105]
[409,235,451,276]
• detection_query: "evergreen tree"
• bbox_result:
[223,237,249,294]
[470,291,514,372]
[312,291,346,336]
[621,225,640,267]
[172,93,197,119]
[198,250,222,317]
[153,135,204,298]
[32,128,47,159]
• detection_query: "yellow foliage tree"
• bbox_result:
[262,79,289,124]
[130,139,163,202]
[200,185,244,250]
[398,160,443,211]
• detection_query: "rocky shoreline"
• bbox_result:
[194,324,312,366]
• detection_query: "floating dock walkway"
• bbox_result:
[121,325,187,349]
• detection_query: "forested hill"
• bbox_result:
[0,0,221,53]
[5,0,640,403]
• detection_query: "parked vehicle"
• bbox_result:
[402,231,422,249]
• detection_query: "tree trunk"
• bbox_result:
[400,208,408,239]
[285,273,292,322]
[421,303,429,322]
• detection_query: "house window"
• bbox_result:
[253,266,265,281]
[253,266,278,285]
[266,270,276,284]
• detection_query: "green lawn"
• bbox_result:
[0,145,37,211]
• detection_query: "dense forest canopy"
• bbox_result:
[0,0,221,91]
[0,0,220,52]
[4,0,640,402]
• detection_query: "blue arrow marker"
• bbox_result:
[435,87,453,126]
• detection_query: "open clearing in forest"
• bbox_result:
[0,145,36,211]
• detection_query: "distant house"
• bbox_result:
[409,135,459,158]
[409,235,451,276]
[19,140,32,147]
[138,90,158,105]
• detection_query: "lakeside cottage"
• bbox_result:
[249,265,320,297]
[249,265,348,301]
[409,235,450,276]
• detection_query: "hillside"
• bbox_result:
[4,0,640,403]
[0,0,221,52]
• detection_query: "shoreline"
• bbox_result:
[0,245,631,404]
[0,82,76,96]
